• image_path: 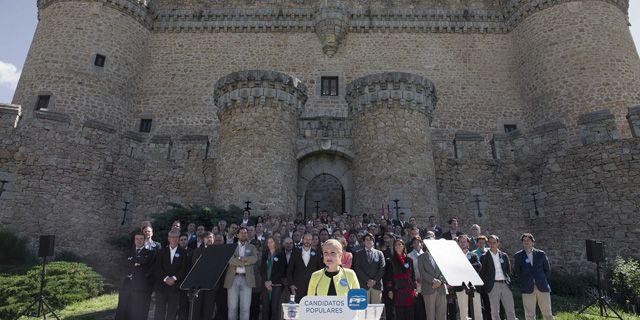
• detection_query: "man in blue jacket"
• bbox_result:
[514,233,553,320]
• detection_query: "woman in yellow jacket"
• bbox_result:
[307,238,360,296]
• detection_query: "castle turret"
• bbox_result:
[213,70,307,215]
[346,72,439,218]
[13,0,150,129]
[512,0,640,140]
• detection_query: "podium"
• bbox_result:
[282,303,384,320]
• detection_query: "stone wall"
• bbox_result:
[14,1,150,130]
[348,72,439,218]
[0,107,213,277]
[434,107,640,271]
[212,70,306,215]
[513,1,640,141]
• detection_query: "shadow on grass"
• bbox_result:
[64,309,115,320]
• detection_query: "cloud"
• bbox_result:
[0,61,21,90]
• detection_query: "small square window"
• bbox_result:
[35,95,51,110]
[94,54,106,67]
[321,77,339,96]
[504,124,518,133]
[139,119,152,133]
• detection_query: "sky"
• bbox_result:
[1,1,640,103]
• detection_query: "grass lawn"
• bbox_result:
[19,293,118,320]
[14,291,640,320]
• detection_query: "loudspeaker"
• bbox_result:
[586,239,605,263]
[38,235,55,258]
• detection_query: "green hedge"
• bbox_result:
[611,256,640,310]
[0,228,36,269]
[110,203,243,250]
[0,261,104,319]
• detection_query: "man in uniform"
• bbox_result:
[115,231,154,320]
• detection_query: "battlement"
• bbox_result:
[37,0,153,27]
[213,70,308,119]
[346,72,437,119]
[35,0,628,35]
[435,108,638,163]
[0,103,22,129]
[12,109,212,162]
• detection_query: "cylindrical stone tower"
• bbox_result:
[213,70,307,215]
[513,0,640,139]
[12,0,150,128]
[346,72,439,218]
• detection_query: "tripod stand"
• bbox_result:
[578,260,622,319]
[14,256,60,320]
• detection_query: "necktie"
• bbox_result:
[367,250,372,263]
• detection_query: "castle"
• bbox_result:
[1,0,639,276]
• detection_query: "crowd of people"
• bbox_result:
[115,210,554,320]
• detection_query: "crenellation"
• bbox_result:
[453,131,485,160]
[626,106,640,138]
[578,109,620,146]
[0,103,22,129]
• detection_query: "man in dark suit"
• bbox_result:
[392,212,408,228]
[352,233,385,304]
[514,233,553,320]
[441,218,463,240]
[479,235,515,320]
[240,210,255,227]
[154,229,189,320]
[115,231,154,320]
[178,234,194,320]
[189,232,216,320]
[142,225,162,253]
[286,233,322,302]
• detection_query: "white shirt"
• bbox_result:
[491,250,506,281]
[236,242,247,274]
[144,239,157,250]
[302,247,311,267]
[170,246,178,264]
[526,249,534,266]
[408,249,424,279]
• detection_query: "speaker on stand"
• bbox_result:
[13,235,60,320]
[578,239,622,319]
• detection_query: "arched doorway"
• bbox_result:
[297,152,353,218]
[304,174,345,216]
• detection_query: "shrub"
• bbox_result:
[547,270,597,296]
[0,261,104,319]
[611,256,640,309]
[0,228,36,267]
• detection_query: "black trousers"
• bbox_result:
[250,291,261,320]
[414,293,427,320]
[395,305,414,319]
[214,287,228,320]
[115,285,151,320]
[480,290,491,320]
[179,290,190,320]
[383,291,395,320]
[190,291,216,320]
[261,286,283,320]
[154,286,180,320]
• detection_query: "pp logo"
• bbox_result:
[347,288,368,310]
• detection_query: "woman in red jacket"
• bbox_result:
[384,239,417,319]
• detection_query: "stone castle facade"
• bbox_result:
[1,0,639,276]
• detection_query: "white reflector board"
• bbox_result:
[423,239,484,287]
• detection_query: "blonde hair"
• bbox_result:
[322,238,343,253]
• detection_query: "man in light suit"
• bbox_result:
[352,233,386,304]
[479,235,515,320]
[514,233,553,320]
[418,244,447,320]
[224,226,258,320]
